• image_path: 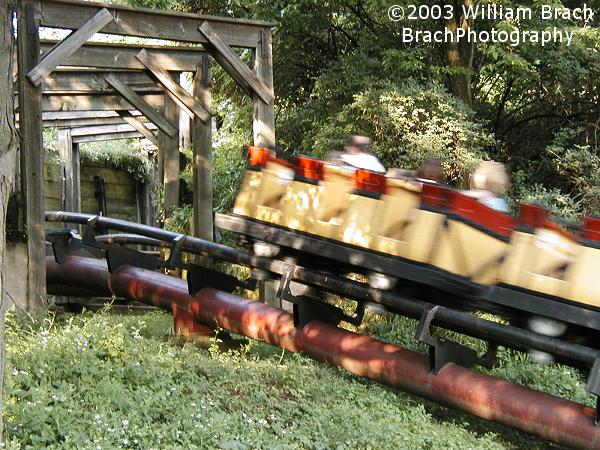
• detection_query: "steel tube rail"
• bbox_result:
[46,255,112,297]
[45,211,600,366]
[107,265,600,449]
[95,234,169,248]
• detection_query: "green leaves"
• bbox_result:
[4,307,589,449]
[79,140,152,184]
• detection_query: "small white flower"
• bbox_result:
[122,419,129,427]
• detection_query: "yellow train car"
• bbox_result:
[227,146,600,352]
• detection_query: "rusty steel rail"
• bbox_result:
[45,256,600,449]
[45,211,600,368]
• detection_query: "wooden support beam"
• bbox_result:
[27,8,114,86]
[73,142,81,212]
[253,30,275,152]
[17,111,149,129]
[118,111,158,147]
[57,129,75,212]
[192,57,213,244]
[160,94,180,217]
[40,93,163,112]
[44,110,133,120]
[40,0,272,48]
[104,74,177,137]
[70,122,157,137]
[199,22,274,104]
[17,0,46,308]
[48,116,138,129]
[40,41,207,71]
[136,49,210,122]
[252,29,278,308]
[72,131,143,144]
[42,70,156,94]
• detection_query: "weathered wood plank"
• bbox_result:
[104,74,177,136]
[40,93,163,112]
[198,21,273,104]
[17,110,149,128]
[40,40,207,71]
[40,0,271,48]
[160,94,180,217]
[70,122,157,137]
[73,143,81,212]
[192,56,214,243]
[118,111,158,146]
[48,117,131,129]
[136,49,209,122]
[253,30,275,148]
[57,128,74,211]
[27,8,114,86]
[44,110,123,120]
[42,70,156,93]
[17,0,46,308]
[72,131,143,143]
[252,29,277,308]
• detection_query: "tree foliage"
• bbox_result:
[117,0,600,217]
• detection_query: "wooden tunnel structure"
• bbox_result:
[13,0,275,308]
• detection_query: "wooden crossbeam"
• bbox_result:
[136,49,210,122]
[105,74,177,137]
[198,21,274,104]
[40,41,207,71]
[16,110,147,127]
[70,122,157,137]
[73,131,143,144]
[27,8,114,86]
[40,93,164,112]
[40,0,272,48]
[118,110,158,146]
[42,70,156,94]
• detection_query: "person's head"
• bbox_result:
[471,161,508,196]
[345,135,372,155]
[416,158,443,183]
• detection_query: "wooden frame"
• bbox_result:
[15,0,275,308]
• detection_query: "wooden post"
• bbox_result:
[252,29,278,307]
[192,57,213,245]
[57,128,74,212]
[16,0,46,309]
[73,142,80,213]
[253,29,275,146]
[160,84,180,219]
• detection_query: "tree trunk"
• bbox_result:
[445,0,475,105]
[0,1,19,440]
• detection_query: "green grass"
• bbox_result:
[3,306,591,449]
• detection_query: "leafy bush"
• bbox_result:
[308,81,493,186]
[3,306,593,449]
[164,203,194,235]
[546,128,600,217]
[80,140,152,184]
